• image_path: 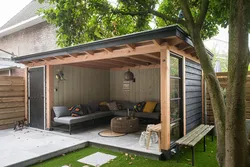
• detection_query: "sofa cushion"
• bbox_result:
[91,111,113,119]
[69,104,87,117]
[154,103,160,112]
[53,106,70,118]
[88,101,100,112]
[54,115,95,125]
[107,101,118,111]
[135,112,160,120]
[134,101,146,112]
[112,110,127,117]
[117,101,136,110]
[143,102,157,113]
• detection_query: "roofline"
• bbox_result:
[0,15,44,38]
[14,25,213,63]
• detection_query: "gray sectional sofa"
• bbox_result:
[52,101,160,134]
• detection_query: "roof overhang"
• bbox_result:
[14,25,213,68]
[0,15,44,38]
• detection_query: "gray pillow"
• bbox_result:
[53,106,70,118]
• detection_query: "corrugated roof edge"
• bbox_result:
[14,25,213,62]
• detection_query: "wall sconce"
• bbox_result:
[55,70,65,81]
[124,69,135,82]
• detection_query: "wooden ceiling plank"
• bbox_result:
[71,63,110,70]
[129,55,160,64]
[143,53,161,60]
[68,53,78,58]
[111,58,137,66]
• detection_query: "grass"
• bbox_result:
[32,136,218,167]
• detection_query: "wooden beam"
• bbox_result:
[153,39,163,46]
[129,55,160,64]
[82,61,116,68]
[126,57,150,66]
[101,59,127,67]
[183,57,186,136]
[184,48,196,54]
[46,65,54,129]
[26,44,164,67]
[202,71,205,124]
[126,44,136,50]
[168,45,200,63]
[72,63,110,70]
[110,58,137,67]
[103,48,113,53]
[143,53,160,60]
[94,60,123,67]
[111,64,160,71]
[178,43,191,50]
[68,53,78,58]
[85,51,95,55]
[24,67,28,120]
[166,37,183,46]
[160,48,171,150]
[55,56,64,61]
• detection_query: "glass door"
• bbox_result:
[170,54,183,144]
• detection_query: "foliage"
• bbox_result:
[38,0,229,47]
[38,0,151,47]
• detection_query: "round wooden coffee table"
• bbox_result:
[111,117,139,133]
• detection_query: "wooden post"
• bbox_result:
[202,71,205,124]
[160,48,171,150]
[182,57,186,136]
[24,67,28,120]
[46,65,54,129]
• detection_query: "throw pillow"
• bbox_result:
[53,106,70,118]
[81,104,89,115]
[117,103,123,110]
[99,105,110,111]
[107,101,118,111]
[86,105,93,114]
[134,101,146,112]
[69,104,84,117]
[143,102,157,113]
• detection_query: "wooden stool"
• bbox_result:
[146,123,161,151]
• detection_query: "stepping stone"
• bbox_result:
[78,152,116,166]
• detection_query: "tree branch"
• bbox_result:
[178,0,195,28]
[112,8,187,28]
[196,0,209,30]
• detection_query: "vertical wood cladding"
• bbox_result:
[185,60,202,133]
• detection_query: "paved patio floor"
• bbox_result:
[0,125,160,166]
[0,128,84,167]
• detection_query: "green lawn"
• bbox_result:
[32,136,218,167]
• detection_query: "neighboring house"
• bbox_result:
[0,49,24,76]
[0,0,58,57]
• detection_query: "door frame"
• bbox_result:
[28,65,46,130]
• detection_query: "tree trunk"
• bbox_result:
[225,0,249,166]
[188,27,226,167]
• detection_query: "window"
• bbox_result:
[170,55,182,143]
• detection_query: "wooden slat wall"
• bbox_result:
[53,65,110,107]
[185,60,203,133]
[110,68,160,103]
[0,76,25,129]
[207,71,250,124]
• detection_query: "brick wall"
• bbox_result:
[0,22,58,56]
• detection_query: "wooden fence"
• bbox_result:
[0,76,25,130]
[207,72,250,124]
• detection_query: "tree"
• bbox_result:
[39,0,250,166]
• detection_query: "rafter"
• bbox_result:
[103,48,113,53]
[126,44,136,50]
[185,48,196,54]
[85,50,95,55]
[68,53,78,58]
[166,37,183,46]
[153,39,163,46]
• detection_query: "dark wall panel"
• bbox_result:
[186,60,202,133]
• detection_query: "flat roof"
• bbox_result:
[14,25,213,63]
